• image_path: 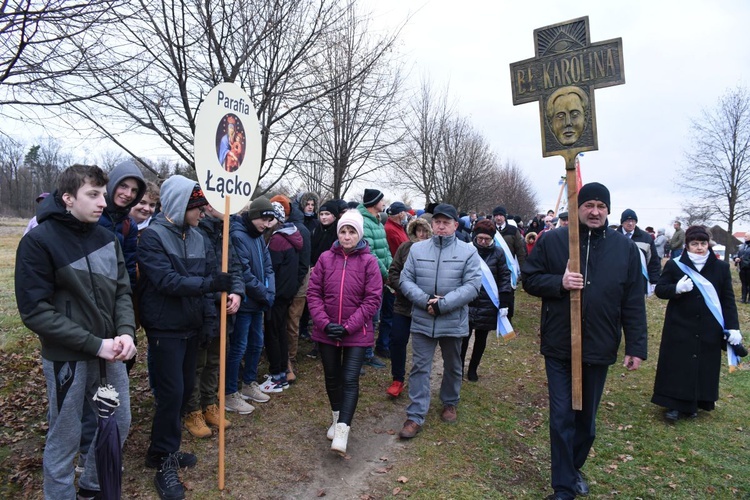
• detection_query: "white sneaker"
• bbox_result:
[259,377,283,394]
[241,381,271,403]
[331,423,349,455]
[225,392,255,414]
[327,410,340,440]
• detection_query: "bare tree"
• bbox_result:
[681,85,750,235]
[480,159,539,222]
[0,1,126,109]
[390,78,451,204]
[679,202,713,227]
[293,3,403,199]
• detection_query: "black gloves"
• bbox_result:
[325,323,347,341]
[207,272,234,293]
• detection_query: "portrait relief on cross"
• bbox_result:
[509,17,625,158]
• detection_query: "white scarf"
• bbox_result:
[687,251,708,271]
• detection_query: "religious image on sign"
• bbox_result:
[545,85,589,147]
[216,114,246,172]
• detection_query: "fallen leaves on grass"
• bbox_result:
[397,476,409,483]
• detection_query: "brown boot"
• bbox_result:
[441,405,457,423]
[203,404,231,429]
[399,419,422,439]
[184,410,212,438]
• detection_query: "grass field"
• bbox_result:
[0,216,748,498]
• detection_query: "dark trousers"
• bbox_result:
[147,335,198,458]
[318,343,366,426]
[390,313,412,382]
[376,287,395,352]
[545,356,609,499]
[740,268,750,302]
[264,298,291,375]
[460,328,489,373]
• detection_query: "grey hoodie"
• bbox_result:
[106,160,146,213]
[159,175,196,227]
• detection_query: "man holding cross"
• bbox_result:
[522,183,648,499]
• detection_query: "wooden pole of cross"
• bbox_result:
[509,16,625,409]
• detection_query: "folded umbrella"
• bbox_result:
[93,359,122,500]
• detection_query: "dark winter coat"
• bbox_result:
[388,218,432,317]
[229,214,275,313]
[196,215,245,337]
[16,192,135,361]
[99,160,146,289]
[268,223,304,300]
[308,240,382,347]
[497,222,527,267]
[617,225,661,285]
[469,241,512,330]
[136,176,216,338]
[298,191,320,234]
[652,252,738,407]
[521,223,648,365]
[286,202,312,294]
[311,221,338,266]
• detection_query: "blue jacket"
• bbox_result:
[230,214,275,312]
[136,175,216,338]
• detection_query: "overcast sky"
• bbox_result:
[369,0,750,234]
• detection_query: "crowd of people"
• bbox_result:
[13,163,748,500]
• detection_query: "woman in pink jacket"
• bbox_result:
[307,210,382,455]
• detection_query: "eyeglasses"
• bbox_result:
[688,241,708,247]
[475,235,493,243]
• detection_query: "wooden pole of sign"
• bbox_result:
[218,195,230,490]
[563,153,582,410]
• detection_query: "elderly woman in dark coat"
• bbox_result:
[652,225,744,422]
[461,219,512,381]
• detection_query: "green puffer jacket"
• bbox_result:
[357,204,392,279]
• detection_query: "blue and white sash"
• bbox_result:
[673,259,740,370]
[479,258,515,339]
[493,232,519,289]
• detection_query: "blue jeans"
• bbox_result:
[376,287,394,352]
[226,311,263,394]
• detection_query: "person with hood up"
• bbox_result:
[298,191,320,233]
[15,164,136,500]
[99,160,146,289]
[137,175,234,499]
[258,200,304,393]
[462,219,512,381]
[653,225,744,422]
[385,216,432,398]
[307,210,382,455]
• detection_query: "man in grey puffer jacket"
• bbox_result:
[398,204,482,438]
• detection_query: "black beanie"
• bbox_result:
[246,196,275,220]
[578,182,610,212]
[492,206,507,217]
[685,225,711,245]
[620,208,638,224]
[363,188,384,207]
[318,199,340,218]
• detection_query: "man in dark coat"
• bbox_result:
[492,205,526,319]
[617,208,661,294]
[522,183,648,500]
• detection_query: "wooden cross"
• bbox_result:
[509,16,625,410]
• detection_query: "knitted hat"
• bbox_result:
[246,196,275,220]
[36,192,50,203]
[337,209,364,241]
[271,201,286,223]
[347,200,359,210]
[492,206,507,217]
[269,195,291,218]
[318,199,340,218]
[472,219,496,238]
[363,188,384,207]
[685,225,711,245]
[432,203,459,221]
[578,182,610,212]
[186,184,209,210]
[620,208,638,224]
[387,201,408,216]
